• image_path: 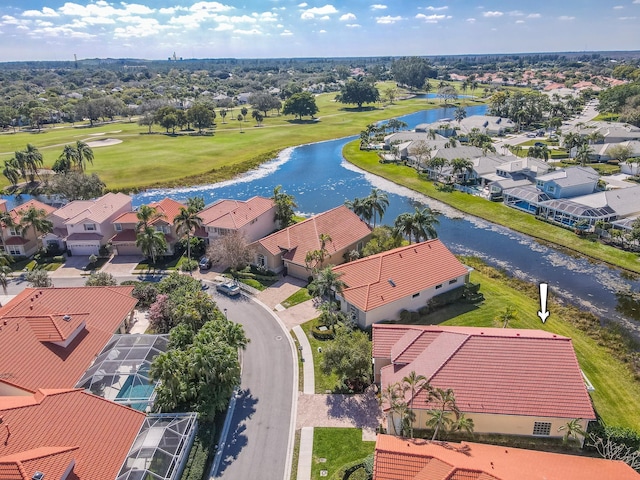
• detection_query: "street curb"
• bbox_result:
[209,386,239,478]
[251,296,299,480]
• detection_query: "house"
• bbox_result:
[534,166,599,199]
[198,196,277,244]
[374,324,596,441]
[415,116,516,138]
[1,199,56,257]
[0,387,197,480]
[333,240,470,328]
[493,157,551,182]
[593,140,640,164]
[111,197,185,256]
[373,434,640,480]
[0,286,138,392]
[45,192,132,256]
[251,205,372,279]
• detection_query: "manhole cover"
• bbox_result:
[318,458,326,463]
[320,471,328,477]
[275,335,283,341]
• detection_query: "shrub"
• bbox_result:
[399,309,411,323]
[180,259,198,272]
[52,255,64,263]
[312,324,335,340]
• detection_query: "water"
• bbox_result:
[6,104,640,328]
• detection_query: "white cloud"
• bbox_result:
[376,15,402,24]
[613,5,624,9]
[466,17,476,23]
[189,2,233,13]
[371,4,387,10]
[233,28,261,35]
[22,7,59,17]
[483,11,503,17]
[558,15,575,20]
[319,29,326,33]
[254,12,278,22]
[426,6,448,11]
[214,23,234,31]
[527,13,541,19]
[340,13,356,21]
[508,10,523,16]
[515,19,524,24]
[121,3,155,15]
[300,4,338,19]
[619,16,637,20]
[346,23,361,28]
[298,3,308,7]
[415,13,451,23]
[280,29,293,35]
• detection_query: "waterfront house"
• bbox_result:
[1,199,56,257]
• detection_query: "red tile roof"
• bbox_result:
[374,325,595,420]
[0,389,145,480]
[373,435,640,480]
[255,205,371,266]
[9,200,56,224]
[200,196,274,230]
[113,211,139,224]
[110,229,137,242]
[333,240,469,311]
[56,193,131,225]
[148,197,185,225]
[0,286,138,391]
[4,237,28,246]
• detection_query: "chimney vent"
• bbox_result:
[63,315,71,322]
[32,473,45,480]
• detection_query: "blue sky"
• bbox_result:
[0,1,639,61]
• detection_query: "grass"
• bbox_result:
[290,429,301,480]
[416,258,640,431]
[516,139,560,147]
[311,428,375,480]
[592,112,619,122]
[0,83,486,192]
[134,255,183,272]
[343,140,640,274]
[301,319,341,393]
[281,287,312,309]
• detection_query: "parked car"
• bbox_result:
[534,142,546,147]
[199,256,212,270]
[216,282,241,297]
[526,132,536,138]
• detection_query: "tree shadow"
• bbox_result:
[338,106,381,113]
[285,118,320,124]
[324,392,381,430]
[216,388,259,475]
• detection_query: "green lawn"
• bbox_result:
[134,255,184,272]
[0,83,485,192]
[311,428,375,480]
[301,319,341,393]
[281,287,312,309]
[343,140,640,274]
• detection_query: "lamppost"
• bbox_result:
[223,308,228,319]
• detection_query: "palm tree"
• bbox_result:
[54,144,76,173]
[558,418,586,445]
[575,143,593,167]
[365,188,389,228]
[23,144,43,182]
[426,387,459,441]
[308,266,346,301]
[272,185,297,229]
[495,305,518,328]
[345,196,368,221]
[74,141,94,172]
[452,413,475,436]
[136,205,165,231]
[454,106,467,124]
[393,212,415,243]
[19,206,53,252]
[426,157,449,181]
[449,158,474,184]
[2,158,20,187]
[528,145,550,161]
[136,225,168,265]
[411,206,440,243]
[0,210,19,253]
[402,371,428,438]
[380,382,405,436]
[173,206,203,262]
[0,265,11,295]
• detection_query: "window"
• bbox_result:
[257,254,266,267]
[547,185,555,194]
[115,223,122,231]
[7,246,21,255]
[449,279,458,285]
[412,293,420,298]
[532,422,551,436]
[8,228,19,236]
[435,284,443,290]
[84,223,96,231]
[536,180,543,188]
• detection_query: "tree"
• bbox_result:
[391,57,433,90]
[336,80,380,109]
[20,206,53,251]
[187,104,214,132]
[454,106,467,124]
[23,144,44,182]
[449,158,474,184]
[395,207,439,244]
[426,387,460,441]
[136,225,168,264]
[528,144,550,161]
[173,206,203,262]
[25,269,52,288]
[219,108,227,124]
[402,371,428,438]
[438,86,458,104]
[607,144,634,164]
[380,382,405,436]
[136,205,164,231]
[305,233,334,272]
[54,144,76,174]
[240,106,248,121]
[308,266,345,301]
[46,172,105,201]
[425,157,449,181]
[362,226,403,257]
[251,109,264,126]
[365,188,389,228]
[207,230,254,271]
[0,265,11,295]
[85,271,117,286]
[249,92,282,117]
[272,185,297,229]
[495,305,518,328]
[558,419,586,445]
[138,112,155,134]
[282,92,318,120]
[575,143,593,166]
[322,328,372,392]
[74,141,94,172]
[3,158,20,187]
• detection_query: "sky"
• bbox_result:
[0,1,639,61]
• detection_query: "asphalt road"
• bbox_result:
[3,276,296,480]
[210,291,295,480]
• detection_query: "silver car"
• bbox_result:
[216,282,241,297]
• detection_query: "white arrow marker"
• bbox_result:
[537,283,550,323]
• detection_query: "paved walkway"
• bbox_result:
[278,299,320,330]
[292,325,315,395]
[256,276,307,309]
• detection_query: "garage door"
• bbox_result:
[115,243,141,256]
[70,243,100,256]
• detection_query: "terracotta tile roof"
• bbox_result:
[0,389,145,480]
[65,232,102,241]
[373,435,640,480]
[375,325,595,420]
[255,205,371,266]
[149,197,185,225]
[4,237,28,246]
[199,196,274,230]
[0,286,138,392]
[113,211,139,224]
[333,240,469,312]
[9,200,56,224]
[57,193,131,225]
[0,446,79,480]
[110,229,137,242]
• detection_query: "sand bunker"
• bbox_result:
[86,138,123,147]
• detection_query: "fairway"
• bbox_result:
[0,88,485,192]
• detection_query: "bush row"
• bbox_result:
[312,324,336,340]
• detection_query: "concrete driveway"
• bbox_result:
[102,255,144,275]
[50,255,91,278]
